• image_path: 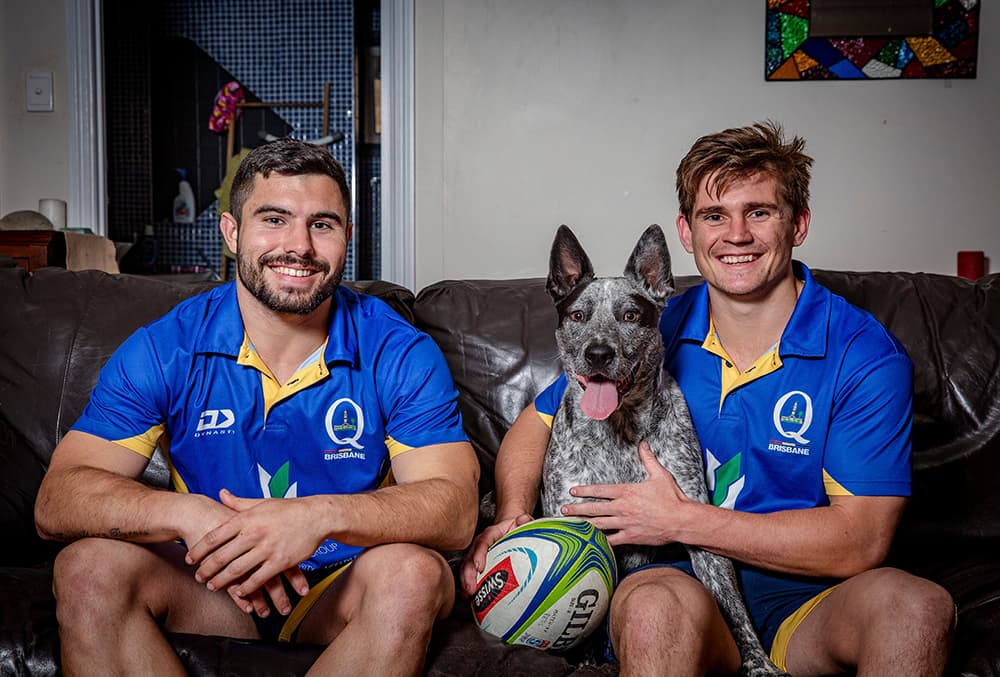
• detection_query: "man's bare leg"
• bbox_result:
[608,567,742,677]
[785,567,954,677]
[296,543,456,677]
[53,538,258,677]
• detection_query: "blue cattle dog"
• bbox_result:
[541,224,787,677]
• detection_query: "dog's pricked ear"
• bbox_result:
[624,224,674,302]
[546,225,595,302]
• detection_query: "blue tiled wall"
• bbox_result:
[162,0,358,278]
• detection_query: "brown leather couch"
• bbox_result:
[1,259,998,675]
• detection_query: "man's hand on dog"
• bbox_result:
[561,440,695,547]
[459,513,535,596]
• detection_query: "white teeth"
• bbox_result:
[720,255,756,264]
[272,266,312,277]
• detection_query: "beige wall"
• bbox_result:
[414,0,1000,289]
[0,0,70,219]
[3,1,998,286]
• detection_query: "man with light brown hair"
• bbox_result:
[463,121,955,676]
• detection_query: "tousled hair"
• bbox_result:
[229,138,351,223]
[676,120,813,222]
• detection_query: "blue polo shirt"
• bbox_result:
[73,282,468,571]
[536,262,912,513]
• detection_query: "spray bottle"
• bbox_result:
[173,168,196,224]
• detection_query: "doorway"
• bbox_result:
[68,0,413,287]
[100,0,380,281]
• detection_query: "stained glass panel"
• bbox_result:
[765,0,979,80]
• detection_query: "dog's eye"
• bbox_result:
[569,310,586,322]
[623,310,639,322]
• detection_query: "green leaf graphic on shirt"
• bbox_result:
[269,461,291,498]
[711,454,742,507]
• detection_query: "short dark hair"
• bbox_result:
[229,138,351,223]
[676,120,813,222]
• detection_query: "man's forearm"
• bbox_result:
[495,449,543,520]
[36,465,195,544]
[309,476,478,552]
[672,497,904,579]
[493,405,549,520]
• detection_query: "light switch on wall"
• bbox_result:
[26,72,54,112]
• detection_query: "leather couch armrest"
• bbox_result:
[0,415,62,567]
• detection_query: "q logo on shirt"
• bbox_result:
[325,398,365,449]
[773,390,813,445]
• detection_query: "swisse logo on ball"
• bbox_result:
[473,556,520,623]
[473,571,508,611]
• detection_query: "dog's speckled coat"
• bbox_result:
[541,224,788,677]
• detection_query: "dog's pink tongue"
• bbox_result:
[580,380,619,420]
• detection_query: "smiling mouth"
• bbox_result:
[270,265,317,278]
[719,254,759,264]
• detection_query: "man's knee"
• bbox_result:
[609,568,738,673]
[610,568,717,644]
[357,544,455,620]
[53,539,135,623]
[879,568,955,637]
[816,566,957,664]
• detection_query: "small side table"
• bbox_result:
[0,230,67,271]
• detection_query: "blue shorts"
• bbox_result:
[251,562,353,642]
[604,559,838,664]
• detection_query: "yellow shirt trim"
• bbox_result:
[170,467,190,493]
[537,410,554,429]
[115,432,193,495]
[770,584,840,671]
[701,316,783,406]
[387,435,424,458]
[236,334,330,417]
[823,469,853,496]
[113,425,166,459]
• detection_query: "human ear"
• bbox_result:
[220,212,239,254]
[675,214,695,254]
[792,209,810,246]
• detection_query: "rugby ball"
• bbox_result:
[471,517,617,651]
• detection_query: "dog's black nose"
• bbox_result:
[584,343,615,370]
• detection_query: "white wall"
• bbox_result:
[414,0,1000,289]
[2,1,996,286]
[0,0,70,219]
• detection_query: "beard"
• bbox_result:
[237,250,343,315]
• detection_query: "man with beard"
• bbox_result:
[35,139,480,677]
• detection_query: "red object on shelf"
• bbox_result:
[957,250,985,280]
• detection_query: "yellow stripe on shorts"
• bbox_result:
[277,561,353,642]
[769,584,839,671]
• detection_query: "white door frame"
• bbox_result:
[66,0,107,236]
[380,0,416,290]
[66,0,415,288]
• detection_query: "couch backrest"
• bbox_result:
[415,271,1000,564]
[412,275,704,497]
[811,270,1000,560]
[0,265,414,565]
[4,263,998,569]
